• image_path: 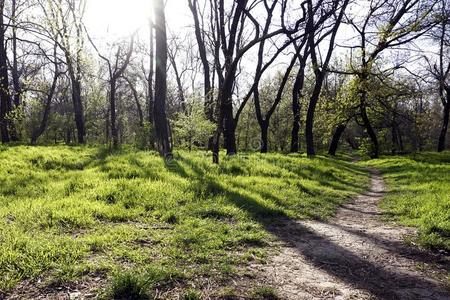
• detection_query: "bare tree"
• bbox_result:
[430,0,450,152]
[39,0,87,144]
[304,0,349,156]
[188,0,214,122]
[88,35,135,148]
[210,0,307,162]
[168,35,189,112]
[148,18,154,125]
[31,42,64,145]
[123,76,144,128]
[0,0,11,143]
[153,0,172,158]
[290,47,309,153]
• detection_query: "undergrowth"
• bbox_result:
[0,145,369,296]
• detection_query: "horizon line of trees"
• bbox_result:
[0,0,449,163]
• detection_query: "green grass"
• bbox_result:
[0,145,369,296]
[364,152,450,251]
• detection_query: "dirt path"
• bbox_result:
[248,168,450,300]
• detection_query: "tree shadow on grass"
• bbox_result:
[167,155,450,299]
[260,156,369,192]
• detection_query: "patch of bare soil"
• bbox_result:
[246,168,450,300]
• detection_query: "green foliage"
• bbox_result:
[173,99,215,150]
[134,122,154,150]
[0,146,369,295]
[363,152,450,251]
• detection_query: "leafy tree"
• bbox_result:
[173,99,215,151]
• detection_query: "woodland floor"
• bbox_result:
[237,168,450,300]
[1,148,449,299]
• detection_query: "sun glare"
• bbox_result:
[85,0,190,39]
[86,0,152,38]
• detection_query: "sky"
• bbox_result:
[85,0,191,39]
[81,0,436,88]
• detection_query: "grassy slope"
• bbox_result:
[364,152,450,251]
[0,146,368,297]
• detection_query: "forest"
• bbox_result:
[0,0,449,299]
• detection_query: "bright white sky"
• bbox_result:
[85,0,190,38]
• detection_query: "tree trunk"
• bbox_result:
[260,121,269,153]
[31,70,59,145]
[125,77,144,127]
[0,3,10,143]
[188,0,213,121]
[290,57,306,153]
[110,79,118,148]
[71,78,86,144]
[438,96,450,152]
[212,130,220,164]
[290,84,301,153]
[213,66,238,160]
[168,53,186,112]
[148,19,154,125]
[153,0,172,158]
[11,0,20,108]
[360,100,379,158]
[305,73,325,156]
[346,135,358,150]
[391,122,398,154]
[105,108,110,144]
[328,123,347,156]
[223,104,236,155]
[9,0,20,141]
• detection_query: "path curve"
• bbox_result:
[249,168,450,299]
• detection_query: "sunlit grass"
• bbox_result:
[0,145,369,295]
[364,152,450,251]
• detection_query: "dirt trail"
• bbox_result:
[249,168,450,300]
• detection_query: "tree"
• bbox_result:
[290,47,309,153]
[0,0,11,143]
[147,18,154,125]
[429,0,450,152]
[31,42,63,145]
[344,0,438,157]
[88,35,135,148]
[40,0,87,144]
[304,0,349,156]
[250,1,307,153]
[210,0,305,162]
[187,0,214,122]
[123,76,144,128]
[173,99,215,150]
[9,0,21,141]
[153,0,172,158]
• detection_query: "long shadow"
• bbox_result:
[324,222,450,272]
[339,205,384,216]
[169,155,450,299]
[260,156,369,191]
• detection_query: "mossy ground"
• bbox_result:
[0,145,370,296]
